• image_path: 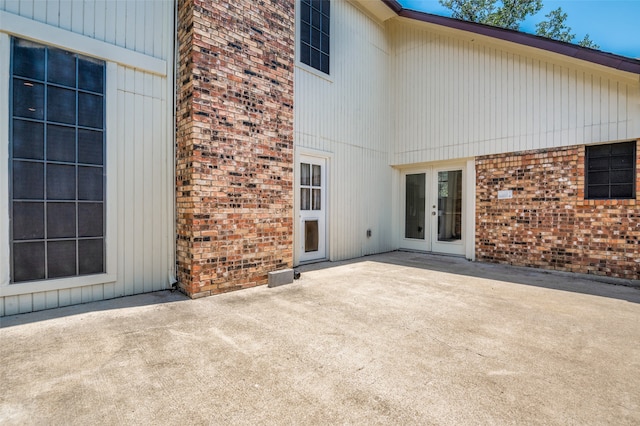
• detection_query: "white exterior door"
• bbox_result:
[298,156,326,263]
[401,163,466,256]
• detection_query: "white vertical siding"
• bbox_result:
[294,0,393,263]
[0,1,174,316]
[390,21,640,165]
[0,0,169,59]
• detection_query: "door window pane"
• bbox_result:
[301,163,310,186]
[405,173,425,240]
[304,220,319,252]
[437,170,462,242]
[301,188,310,210]
[312,165,321,186]
[312,188,321,210]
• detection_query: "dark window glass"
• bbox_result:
[48,48,76,87]
[12,202,44,240]
[78,92,104,129]
[10,38,105,283]
[300,0,329,75]
[13,242,46,282]
[13,160,44,199]
[48,241,77,278]
[12,39,45,80]
[78,203,104,237]
[13,80,44,120]
[79,239,104,275]
[47,164,76,200]
[47,124,76,162]
[586,142,636,199]
[13,119,44,160]
[78,167,103,201]
[47,86,76,124]
[47,202,76,239]
[78,58,105,93]
[78,129,103,165]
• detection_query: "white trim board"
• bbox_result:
[0,10,166,76]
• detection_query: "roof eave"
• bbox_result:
[381,0,640,75]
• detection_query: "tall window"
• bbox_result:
[300,0,330,74]
[585,142,636,200]
[10,38,106,283]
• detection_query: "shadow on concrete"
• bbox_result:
[1,290,189,328]
[296,251,640,305]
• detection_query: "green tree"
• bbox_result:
[536,7,599,48]
[439,0,599,49]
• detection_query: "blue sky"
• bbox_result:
[399,0,640,59]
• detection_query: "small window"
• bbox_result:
[585,142,636,199]
[299,0,330,74]
[10,38,106,283]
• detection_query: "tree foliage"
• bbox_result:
[439,0,599,49]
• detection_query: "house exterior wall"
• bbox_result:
[176,0,295,297]
[476,141,640,279]
[294,0,394,263]
[389,20,640,166]
[0,1,175,316]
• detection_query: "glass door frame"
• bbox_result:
[400,168,432,252]
[430,165,466,256]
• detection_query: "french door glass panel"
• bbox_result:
[405,173,426,240]
[437,170,462,242]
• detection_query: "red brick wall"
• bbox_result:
[176,0,295,297]
[476,141,640,280]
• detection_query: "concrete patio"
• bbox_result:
[1,252,639,425]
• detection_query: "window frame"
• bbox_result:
[297,0,331,77]
[9,37,107,283]
[0,32,118,295]
[585,141,636,200]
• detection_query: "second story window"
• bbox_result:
[300,0,330,74]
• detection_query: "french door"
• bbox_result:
[402,164,465,256]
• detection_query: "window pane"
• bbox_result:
[312,188,321,210]
[13,119,44,160]
[13,241,45,282]
[587,185,609,199]
[78,57,104,93]
[301,22,311,44]
[300,45,310,67]
[405,173,425,240]
[47,164,76,200]
[321,33,329,54]
[48,240,77,278]
[311,8,321,28]
[78,203,104,237]
[47,86,76,124]
[47,124,76,162]
[78,166,104,201]
[321,0,330,15]
[78,93,104,129]
[610,169,634,184]
[78,239,104,275]
[12,202,44,240]
[588,145,610,157]
[611,184,633,198]
[301,163,310,186]
[301,3,311,24]
[611,142,634,155]
[301,188,310,210]
[311,27,321,49]
[320,54,329,75]
[304,220,319,253]
[321,14,330,33]
[611,155,634,170]
[312,164,321,186]
[47,202,76,239]
[13,39,45,80]
[311,48,321,71]
[13,79,44,120]
[588,171,609,185]
[588,156,609,171]
[48,47,76,87]
[78,129,103,165]
[13,160,44,199]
